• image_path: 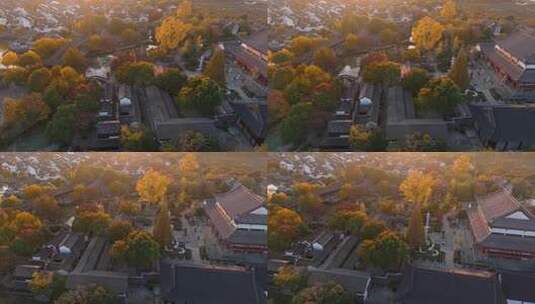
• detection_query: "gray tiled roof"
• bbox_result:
[479,234,535,254]
[213,184,265,219]
[230,102,268,140]
[497,31,535,64]
[470,104,535,148]
[397,266,505,304]
[500,271,535,303]
[161,262,262,304]
[228,229,267,246]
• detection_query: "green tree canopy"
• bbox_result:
[153,68,187,96]
[116,61,155,86]
[176,76,223,116]
[46,104,78,145]
[313,47,337,72]
[280,102,312,144]
[124,230,160,268]
[402,68,430,97]
[415,76,463,115]
[63,47,88,73]
[357,230,408,271]
[28,67,51,92]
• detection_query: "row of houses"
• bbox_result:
[320,67,381,151]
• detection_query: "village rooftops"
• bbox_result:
[160,261,263,304]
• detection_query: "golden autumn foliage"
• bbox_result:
[29,271,53,294]
[452,155,473,176]
[1,51,18,66]
[441,0,458,19]
[399,170,436,206]
[411,17,445,51]
[268,206,303,245]
[155,16,193,51]
[3,93,50,128]
[178,153,200,178]
[136,169,171,204]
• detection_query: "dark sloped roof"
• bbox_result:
[307,267,370,295]
[397,266,506,304]
[480,43,524,81]
[476,190,520,222]
[492,215,535,230]
[467,189,535,250]
[466,204,491,242]
[230,102,268,140]
[470,104,535,148]
[214,184,265,219]
[497,31,535,64]
[479,234,535,254]
[235,213,267,225]
[241,29,268,55]
[204,198,235,239]
[155,118,217,142]
[228,229,267,246]
[225,42,267,78]
[520,69,535,84]
[161,262,262,304]
[500,271,535,302]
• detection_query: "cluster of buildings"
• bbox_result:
[267,0,418,34]
[225,29,268,86]
[70,78,140,150]
[321,67,380,150]
[223,29,269,146]
[478,31,535,101]
[4,178,267,303]
[396,180,535,303]
[0,0,73,36]
[470,30,535,150]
